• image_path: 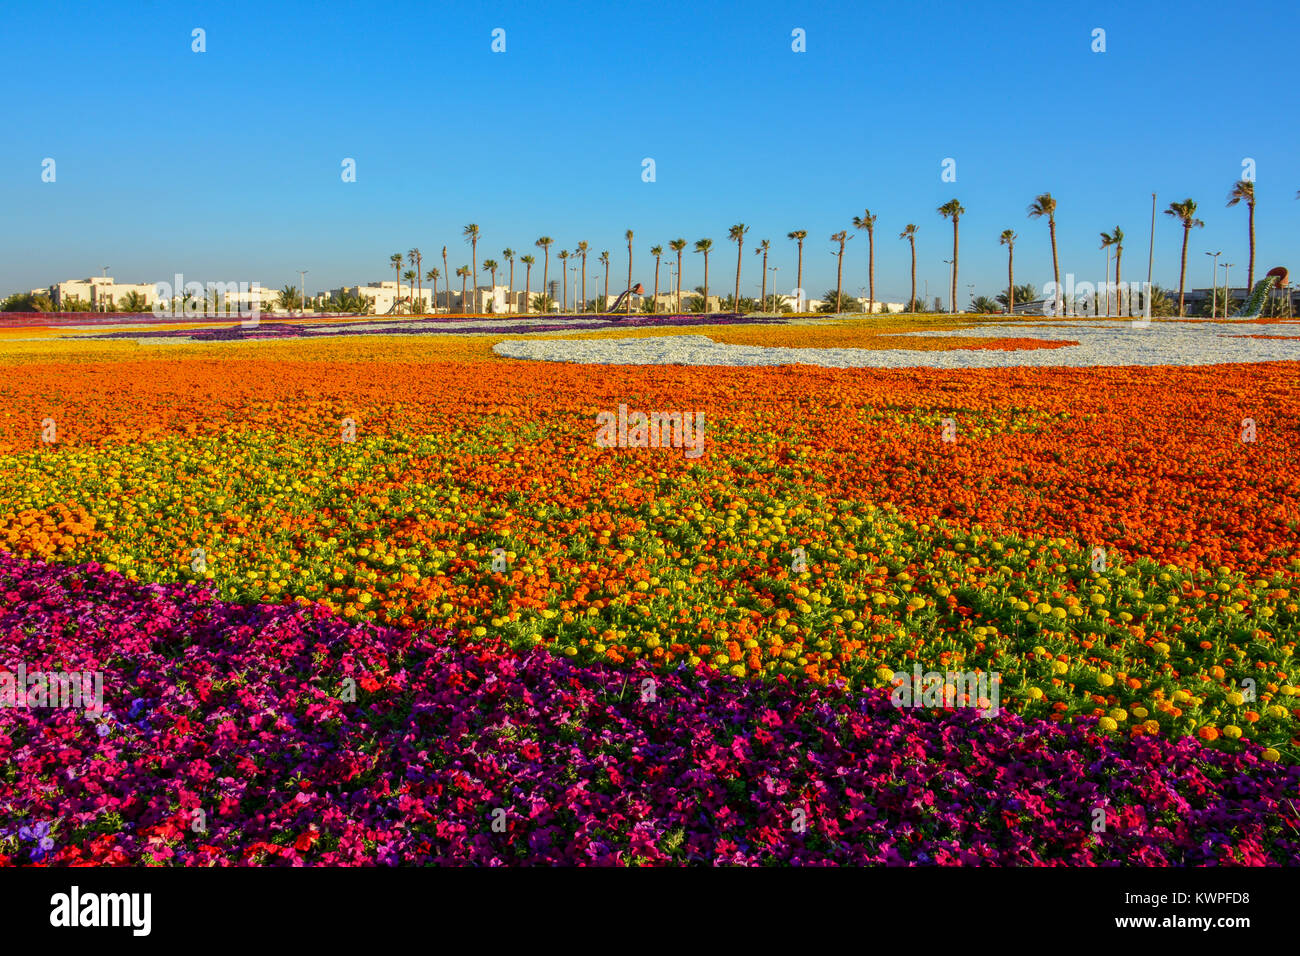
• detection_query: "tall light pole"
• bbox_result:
[1222,263,1234,318]
[770,265,780,312]
[298,270,308,316]
[1146,192,1156,288]
[1205,251,1221,319]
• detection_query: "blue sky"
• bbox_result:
[2,0,1297,304]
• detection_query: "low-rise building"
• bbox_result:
[48,276,157,310]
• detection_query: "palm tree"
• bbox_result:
[755,239,771,310]
[669,239,687,313]
[575,241,589,313]
[1100,226,1124,316]
[1027,194,1060,314]
[830,230,851,312]
[556,250,569,310]
[463,224,480,293]
[119,290,149,312]
[408,248,423,312]
[1227,180,1256,291]
[277,284,301,312]
[441,246,452,313]
[456,265,471,312]
[1099,228,1117,315]
[999,230,1017,314]
[852,211,877,314]
[899,225,918,312]
[402,270,416,312]
[426,267,440,312]
[483,258,500,308]
[650,244,664,313]
[599,251,610,309]
[938,199,964,313]
[390,253,404,313]
[694,238,713,311]
[625,229,635,314]
[535,237,553,306]
[787,230,808,304]
[1163,199,1203,316]
[520,254,535,313]
[728,223,749,312]
[502,249,515,313]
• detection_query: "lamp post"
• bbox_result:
[1205,251,1221,319]
[298,270,309,316]
[770,266,780,312]
[1147,192,1156,289]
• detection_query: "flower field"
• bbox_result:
[2,314,1299,865]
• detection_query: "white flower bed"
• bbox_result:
[492,320,1300,368]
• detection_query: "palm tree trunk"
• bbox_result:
[472,242,478,297]
[835,250,844,312]
[1178,226,1190,316]
[734,244,742,312]
[1247,203,1255,292]
[796,241,804,305]
[951,221,959,313]
[759,250,768,309]
[524,265,531,314]
[626,245,633,314]
[581,260,586,313]
[653,258,660,313]
[1049,218,1061,315]
[868,231,875,315]
[1115,248,1123,317]
[703,254,710,309]
[442,251,451,313]
[1007,247,1014,314]
[508,262,514,313]
[676,251,683,313]
[909,240,917,312]
[542,251,549,307]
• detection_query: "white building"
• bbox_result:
[333,281,438,315]
[48,276,157,310]
[853,298,906,314]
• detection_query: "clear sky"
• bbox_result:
[3,0,1297,304]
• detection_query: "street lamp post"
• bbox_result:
[298,270,309,316]
[770,266,780,313]
[1205,251,1221,319]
